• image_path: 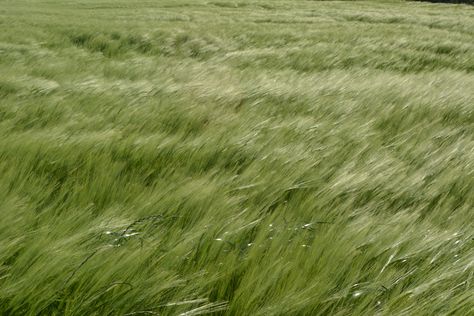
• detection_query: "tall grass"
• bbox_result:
[0,0,473,314]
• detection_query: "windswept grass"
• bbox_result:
[0,0,473,315]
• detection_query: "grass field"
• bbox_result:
[1,0,474,314]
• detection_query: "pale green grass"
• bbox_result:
[0,0,473,315]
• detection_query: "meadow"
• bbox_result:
[0,0,473,314]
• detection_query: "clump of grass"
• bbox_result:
[0,80,18,97]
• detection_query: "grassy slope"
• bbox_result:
[0,0,473,314]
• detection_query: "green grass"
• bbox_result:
[0,0,473,314]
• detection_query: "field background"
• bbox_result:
[1,0,473,315]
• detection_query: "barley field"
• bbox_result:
[0,0,473,315]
